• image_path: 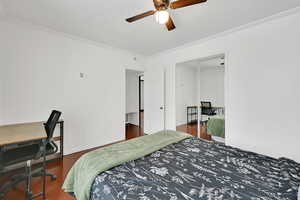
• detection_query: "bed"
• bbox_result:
[63,131,300,200]
[207,117,225,143]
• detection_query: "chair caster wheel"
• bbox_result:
[51,175,57,181]
[26,191,34,199]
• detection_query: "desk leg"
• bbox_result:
[25,160,32,200]
[42,141,46,200]
[0,147,3,194]
[60,121,64,159]
[0,147,3,170]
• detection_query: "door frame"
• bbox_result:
[139,75,144,128]
[174,53,227,140]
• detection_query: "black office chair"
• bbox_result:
[201,101,216,116]
[0,110,61,199]
[32,110,61,180]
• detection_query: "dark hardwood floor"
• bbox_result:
[125,123,144,140]
[176,123,212,141]
[2,121,208,200]
[2,151,83,200]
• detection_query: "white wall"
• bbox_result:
[199,67,225,107]
[126,70,141,125]
[145,10,300,162]
[176,66,198,126]
[0,23,3,124]
[0,43,3,124]
[0,1,3,125]
[0,1,5,19]
[0,20,145,155]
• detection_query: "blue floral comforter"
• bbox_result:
[91,137,300,200]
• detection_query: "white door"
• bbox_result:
[144,67,165,134]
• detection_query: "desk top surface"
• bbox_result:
[0,122,47,146]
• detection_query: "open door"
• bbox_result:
[144,67,165,134]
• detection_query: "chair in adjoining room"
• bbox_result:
[0,110,61,200]
[200,101,216,123]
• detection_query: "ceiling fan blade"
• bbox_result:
[166,16,176,31]
[170,0,207,9]
[126,10,156,23]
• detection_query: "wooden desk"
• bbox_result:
[0,121,64,171]
[0,122,47,147]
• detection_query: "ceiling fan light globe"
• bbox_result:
[155,11,169,24]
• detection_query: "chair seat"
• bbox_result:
[3,143,55,166]
[2,142,56,168]
[45,142,57,155]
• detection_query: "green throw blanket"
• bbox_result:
[207,118,225,138]
[62,130,192,200]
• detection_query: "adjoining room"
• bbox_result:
[176,55,225,143]
[125,69,144,139]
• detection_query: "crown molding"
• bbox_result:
[151,6,300,58]
[1,16,145,58]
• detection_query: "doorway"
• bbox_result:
[125,69,144,139]
[139,75,144,129]
[175,55,226,143]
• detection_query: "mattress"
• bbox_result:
[90,137,300,200]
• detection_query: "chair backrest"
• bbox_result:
[201,102,213,115]
[201,101,212,108]
[44,110,61,140]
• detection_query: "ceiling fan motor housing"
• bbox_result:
[126,0,207,31]
[153,0,170,10]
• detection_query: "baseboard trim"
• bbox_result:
[66,140,125,157]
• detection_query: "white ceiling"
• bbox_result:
[1,0,300,55]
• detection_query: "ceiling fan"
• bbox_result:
[126,0,207,31]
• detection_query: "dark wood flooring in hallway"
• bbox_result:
[176,123,212,141]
